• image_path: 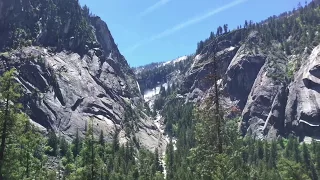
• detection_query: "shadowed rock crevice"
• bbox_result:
[71,97,84,111]
[52,79,66,106]
[225,54,266,109]
[83,103,118,123]
[28,101,54,130]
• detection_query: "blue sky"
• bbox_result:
[79,0,307,67]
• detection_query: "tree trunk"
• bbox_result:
[213,40,223,154]
[26,145,30,178]
[91,121,94,180]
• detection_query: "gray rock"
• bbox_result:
[224,37,266,109]
[241,57,287,139]
[183,41,238,93]
[0,46,162,150]
[285,45,320,138]
[0,0,163,151]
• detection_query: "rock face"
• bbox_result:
[1,47,124,138]
[285,45,320,139]
[138,29,320,141]
[190,37,320,140]
[241,54,287,140]
[224,34,266,109]
[0,0,163,150]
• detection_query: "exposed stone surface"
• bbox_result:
[0,0,164,150]
[224,32,266,109]
[139,30,320,141]
[0,47,162,150]
[183,39,238,98]
[285,45,320,139]
[241,60,287,139]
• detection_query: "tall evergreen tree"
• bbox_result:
[72,128,81,157]
[166,138,175,180]
[0,68,24,178]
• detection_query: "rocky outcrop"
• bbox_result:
[140,29,320,141]
[224,32,266,109]
[0,47,161,149]
[0,0,164,150]
[183,39,239,100]
[285,45,320,139]
[241,53,287,139]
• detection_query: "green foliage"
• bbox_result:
[59,136,68,157]
[286,60,297,80]
[195,1,320,75]
[1,0,95,54]
[0,69,49,179]
[46,130,58,156]
[0,69,165,179]
[3,1,320,179]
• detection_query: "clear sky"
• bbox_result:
[78,0,308,67]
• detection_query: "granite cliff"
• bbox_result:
[0,0,164,150]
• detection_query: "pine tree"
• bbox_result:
[268,140,277,169]
[90,119,95,179]
[63,146,75,177]
[112,131,119,153]
[0,68,22,178]
[223,24,229,34]
[20,121,46,179]
[47,130,58,156]
[99,130,104,146]
[60,136,68,157]
[293,138,301,163]
[278,158,311,180]
[212,38,223,154]
[314,141,320,174]
[72,128,81,157]
[188,38,227,179]
[154,148,163,172]
[77,119,102,179]
[302,143,318,180]
[263,140,269,166]
[166,138,174,180]
[284,136,294,159]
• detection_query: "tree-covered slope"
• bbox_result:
[139,1,320,141]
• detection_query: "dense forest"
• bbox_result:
[1,0,320,180]
[0,69,164,180]
[1,67,320,179]
[150,1,320,179]
[155,85,320,180]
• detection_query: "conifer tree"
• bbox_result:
[154,148,163,172]
[166,138,174,180]
[72,128,81,157]
[47,130,58,156]
[268,140,277,168]
[302,143,318,180]
[0,68,24,178]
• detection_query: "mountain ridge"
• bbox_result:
[0,0,165,151]
[136,1,320,142]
